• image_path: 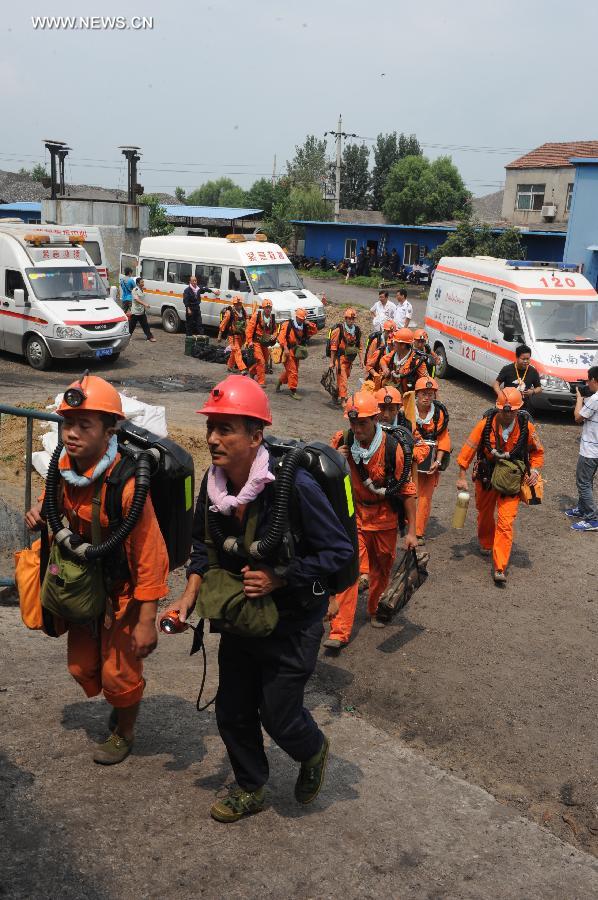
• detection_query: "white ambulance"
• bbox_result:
[0,221,109,287]
[0,226,129,369]
[121,234,326,334]
[425,256,598,411]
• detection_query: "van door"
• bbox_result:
[1,268,30,353]
[139,257,166,320]
[195,263,224,328]
[491,295,526,381]
[221,266,254,324]
[462,286,497,382]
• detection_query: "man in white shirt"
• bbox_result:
[569,366,598,531]
[370,290,397,330]
[394,289,412,328]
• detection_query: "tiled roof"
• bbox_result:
[506,141,598,169]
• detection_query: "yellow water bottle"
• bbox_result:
[452,491,470,529]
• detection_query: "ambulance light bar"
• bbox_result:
[225,233,268,243]
[505,259,579,271]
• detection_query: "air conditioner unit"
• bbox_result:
[541,204,556,219]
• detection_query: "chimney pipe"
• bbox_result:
[119,146,142,204]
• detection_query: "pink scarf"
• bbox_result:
[207,444,275,515]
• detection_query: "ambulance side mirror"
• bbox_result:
[13,289,25,307]
[502,325,515,342]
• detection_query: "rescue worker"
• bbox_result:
[381,328,428,394]
[364,319,395,390]
[328,308,363,405]
[219,295,248,373]
[276,307,317,400]
[413,328,439,377]
[456,387,544,584]
[374,386,431,470]
[170,376,354,822]
[414,377,451,544]
[245,298,277,386]
[325,391,418,647]
[25,375,169,764]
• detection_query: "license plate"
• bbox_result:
[95,348,113,358]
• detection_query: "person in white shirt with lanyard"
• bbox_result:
[370,290,397,331]
[568,366,598,531]
[394,289,412,328]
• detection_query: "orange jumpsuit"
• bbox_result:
[278,319,317,391]
[328,430,417,643]
[364,337,390,390]
[246,309,277,385]
[219,306,248,372]
[457,416,544,572]
[415,404,451,537]
[58,453,169,708]
[381,349,428,394]
[330,324,362,401]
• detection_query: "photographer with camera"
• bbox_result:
[567,366,598,531]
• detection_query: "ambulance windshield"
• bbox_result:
[246,264,303,293]
[26,267,107,301]
[523,299,598,343]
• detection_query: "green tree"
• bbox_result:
[31,163,49,182]
[219,185,248,208]
[261,200,293,248]
[340,143,370,209]
[140,195,174,236]
[261,185,331,249]
[174,186,186,203]
[371,133,399,209]
[187,177,246,207]
[383,155,470,225]
[287,135,327,188]
[431,214,525,263]
[398,133,422,159]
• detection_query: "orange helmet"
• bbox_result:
[197,375,272,424]
[375,386,403,407]
[392,328,414,345]
[261,298,273,309]
[232,295,244,305]
[415,376,439,392]
[295,307,307,321]
[344,307,357,319]
[57,373,124,419]
[344,391,380,420]
[496,387,524,411]
[413,328,428,342]
[382,319,396,332]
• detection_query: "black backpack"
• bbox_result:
[341,425,414,512]
[326,323,362,358]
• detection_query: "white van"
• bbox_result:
[0,226,129,369]
[0,221,109,288]
[122,234,326,334]
[425,256,598,411]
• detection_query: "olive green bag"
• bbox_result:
[294,344,309,360]
[490,458,526,496]
[196,501,279,638]
[41,480,107,624]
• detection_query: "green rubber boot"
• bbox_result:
[295,736,330,805]
[210,786,266,823]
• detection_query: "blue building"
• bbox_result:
[564,157,598,289]
[293,218,566,266]
[0,201,42,223]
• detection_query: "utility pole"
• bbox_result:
[325,115,357,221]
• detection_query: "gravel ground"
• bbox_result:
[1,277,597,874]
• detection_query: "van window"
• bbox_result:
[6,269,29,302]
[228,267,250,292]
[141,259,165,281]
[467,288,496,327]
[82,241,101,266]
[167,261,193,284]
[498,298,524,338]
[195,264,222,290]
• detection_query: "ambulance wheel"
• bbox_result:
[25,336,51,370]
[434,343,453,378]
[162,307,182,333]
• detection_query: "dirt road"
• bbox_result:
[1,283,597,880]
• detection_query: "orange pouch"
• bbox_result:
[15,539,44,629]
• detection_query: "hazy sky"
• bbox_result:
[2,0,598,200]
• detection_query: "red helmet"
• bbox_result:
[344,391,380,420]
[57,373,124,419]
[197,375,272,424]
[414,376,439,392]
[392,328,414,345]
[496,387,523,411]
[374,386,402,407]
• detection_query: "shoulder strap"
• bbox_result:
[105,456,137,530]
[91,477,103,547]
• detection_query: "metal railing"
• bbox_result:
[0,404,63,588]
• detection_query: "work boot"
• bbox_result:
[210,786,266,823]
[93,733,133,765]
[370,616,387,629]
[295,736,330,805]
[358,574,369,592]
[289,391,302,401]
[108,707,118,733]
[275,381,282,393]
[417,536,426,546]
[493,570,507,584]
[478,545,491,557]
[323,637,345,650]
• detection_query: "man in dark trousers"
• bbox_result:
[493,344,542,411]
[170,376,354,822]
[183,275,204,336]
